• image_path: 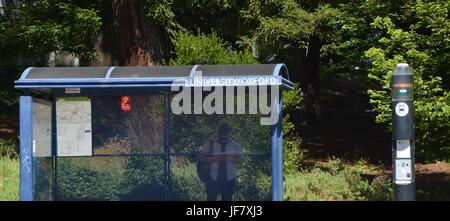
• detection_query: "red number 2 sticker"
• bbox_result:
[121,96,131,112]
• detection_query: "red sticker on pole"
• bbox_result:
[121,96,131,112]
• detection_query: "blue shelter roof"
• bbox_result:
[15,64,293,93]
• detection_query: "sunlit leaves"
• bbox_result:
[364,0,450,161]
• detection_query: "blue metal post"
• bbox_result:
[271,91,283,201]
[277,93,284,200]
[271,121,277,201]
[19,96,33,201]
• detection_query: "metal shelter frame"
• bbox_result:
[15,64,292,201]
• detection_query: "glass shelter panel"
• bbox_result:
[31,89,275,201]
[90,95,165,155]
[55,156,166,200]
[54,95,166,200]
[32,98,54,200]
[168,87,273,201]
[168,155,271,201]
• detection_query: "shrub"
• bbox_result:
[119,156,166,200]
[0,138,19,159]
[56,158,122,201]
[234,157,272,201]
[170,31,258,65]
[55,137,131,200]
[282,84,303,137]
[283,136,305,174]
[284,158,393,201]
[282,84,306,174]
[169,158,206,201]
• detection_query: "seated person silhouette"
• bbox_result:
[199,124,242,201]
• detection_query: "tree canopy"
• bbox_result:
[0,0,449,161]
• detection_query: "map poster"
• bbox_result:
[56,97,92,157]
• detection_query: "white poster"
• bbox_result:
[56,97,92,156]
[32,99,52,157]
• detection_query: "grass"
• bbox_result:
[0,138,19,201]
[0,157,19,201]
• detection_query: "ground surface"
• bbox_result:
[0,113,18,140]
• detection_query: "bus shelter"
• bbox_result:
[15,64,293,201]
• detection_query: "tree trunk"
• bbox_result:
[91,35,112,66]
[293,34,321,122]
[112,0,159,66]
[111,1,163,151]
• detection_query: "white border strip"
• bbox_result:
[105,66,116,79]
[394,180,412,185]
[189,65,199,78]
[19,67,34,80]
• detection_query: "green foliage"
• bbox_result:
[234,160,272,200]
[364,0,450,161]
[241,0,338,62]
[0,67,22,108]
[0,138,18,159]
[284,158,393,201]
[326,0,390,75]
[282,83,302,136]
[169,159,205,200]
[282,84,306,174]
[119,157,166,200]
[56,156,168,201]
[283,136,305,174]
[0,0,102,63]
[143,0,176,27]
[170,0,251,44]
[56,158,122,200]
[170,31,258,65]
[247,0,314,45]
